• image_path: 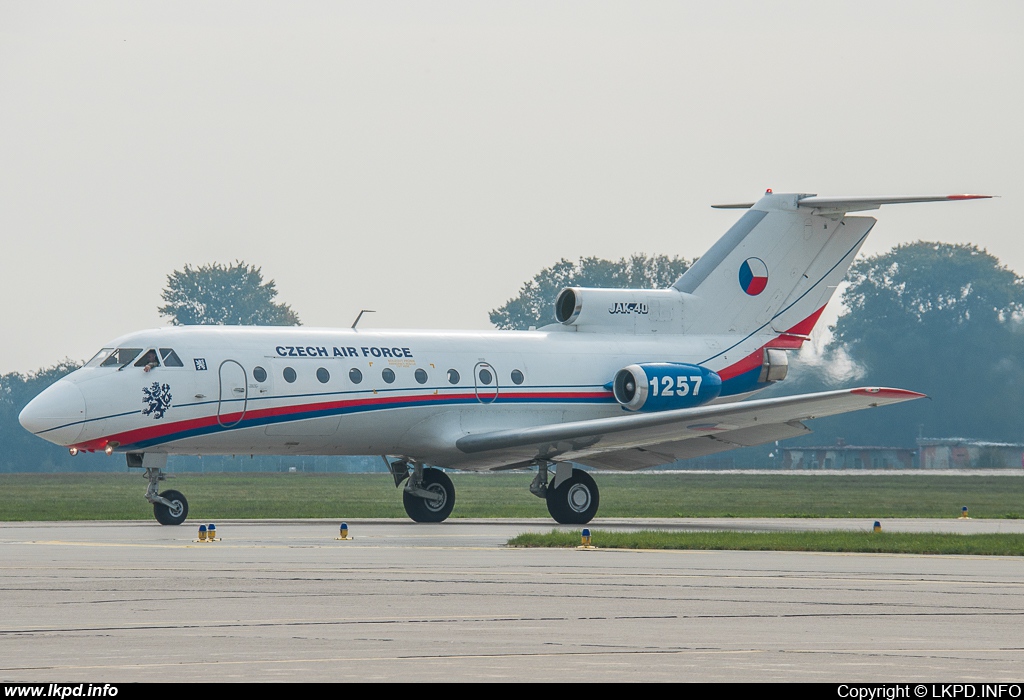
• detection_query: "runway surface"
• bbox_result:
[2,518,1023,682]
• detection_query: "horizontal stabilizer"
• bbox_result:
[711,194,992,212]
[797,194,992,213]
[710,202,754,209]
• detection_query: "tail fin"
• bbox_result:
[673,191,991,338]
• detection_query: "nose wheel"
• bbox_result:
[135,457,189,526]
[546,468,599,524]
[153,489,189,526]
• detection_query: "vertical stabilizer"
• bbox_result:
[673,192,874,337]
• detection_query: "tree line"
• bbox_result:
[2,247,1022,472]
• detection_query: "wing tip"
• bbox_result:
[851,387,927,400]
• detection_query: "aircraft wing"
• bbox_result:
[454,388,924,471]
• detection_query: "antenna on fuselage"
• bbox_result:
[351,309,376,329]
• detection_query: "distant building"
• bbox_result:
[781,438,1024,470]
[781,439,916,470]
[917,438,1024,469]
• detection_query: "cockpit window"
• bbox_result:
[135,349,160,370]
[159,349,184,367]
[100,348,142,367]
[86,348,115,368]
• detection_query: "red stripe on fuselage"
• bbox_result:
[717,349,763,381]
[716,305,827,380]
[782,305,826,337]
[72,389,613,451]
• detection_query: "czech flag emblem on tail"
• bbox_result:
[739,257,768,296]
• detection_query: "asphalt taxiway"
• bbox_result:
[1,519,1023,682]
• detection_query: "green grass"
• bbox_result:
[0,471,1022,521]
[508,529,1024,556]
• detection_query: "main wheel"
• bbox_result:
[403,469,455,523]
[153,489,188,526]
[546,468,599,524]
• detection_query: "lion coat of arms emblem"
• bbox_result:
[142,382,173,419]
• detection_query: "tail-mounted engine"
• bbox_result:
[612,363,722,412]
[554,287,688,333]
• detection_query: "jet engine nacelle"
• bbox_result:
[612,363,723,412]
[554,287,688,332]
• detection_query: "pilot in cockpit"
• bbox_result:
[137,349,159,373]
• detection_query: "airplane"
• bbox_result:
[19,190,991,526]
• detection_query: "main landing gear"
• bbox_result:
[127,453,189,526]
[385,458,599,525]
[386,459,456,523]
[530,461,600,524]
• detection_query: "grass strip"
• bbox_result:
[508,529,1024,556]
[0,472,1022,521]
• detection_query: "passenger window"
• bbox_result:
[349,368,363,384]
[253,366,268,382]
[283,367,297,383]
[478,368,493,385]
[134,349,160,370]
[511,369,525,385]
[316,368,330,383]
[414,368,428,384]
[100,348,142,367]
[382,368,396,384]
[447,369,460,384]
[159,349,184,367]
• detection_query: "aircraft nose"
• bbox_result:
[19,380,86,445]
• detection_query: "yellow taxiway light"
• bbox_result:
[195,523,220,543]
[576,528,597,550]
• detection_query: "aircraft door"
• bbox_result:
[474,362,499,404]
[217,360,248,428]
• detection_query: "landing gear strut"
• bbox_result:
[128,453,189,526]
[530,462,600,525]
[385,457,456,523]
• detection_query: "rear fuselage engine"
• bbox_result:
[612,363,722,412]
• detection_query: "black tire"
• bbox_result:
[153,489,188,526]
[403,469,455,523]
[546,468,599,524]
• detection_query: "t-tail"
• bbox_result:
[671,191,993,339]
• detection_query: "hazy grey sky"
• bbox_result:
[1,1,1020,373]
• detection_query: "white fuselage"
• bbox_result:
[25,324,777,471]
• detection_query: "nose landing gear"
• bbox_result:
[128,453,190,526]
[152,488,189,526]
